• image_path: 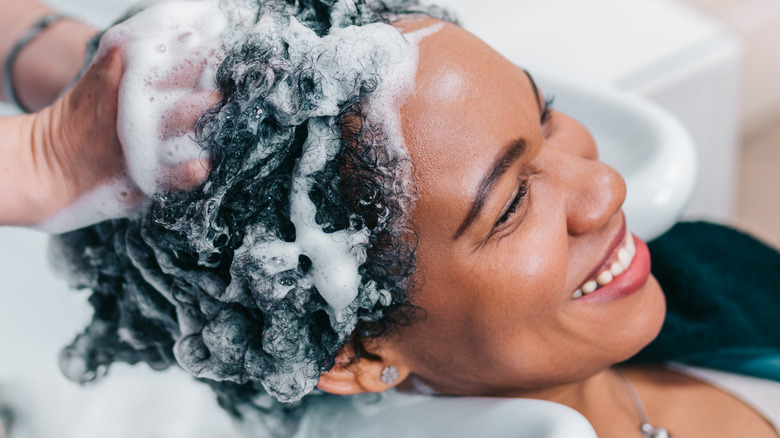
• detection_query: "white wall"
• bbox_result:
[680,0,780,138]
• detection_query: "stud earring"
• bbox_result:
[380,366,399,385]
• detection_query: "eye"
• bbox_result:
[496,181,529,225]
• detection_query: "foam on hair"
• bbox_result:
[50,0,452,435]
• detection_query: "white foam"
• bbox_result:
[365,22,445,163]
[36,177,144,233]
[275,17,443,315]
[38,0,236,233]
[107,0,228,195]
[40,0,444,318]
[290,166,371,313]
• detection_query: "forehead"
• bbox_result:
[398,21,538,242]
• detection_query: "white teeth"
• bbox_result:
[573,232,638,299]
[618,248,631,268]
[597,270,613,286]
[582,281,598,294]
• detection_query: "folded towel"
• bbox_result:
[628,221,780,381]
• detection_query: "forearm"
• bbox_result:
[0,0,97,111]
[0,113,54,225]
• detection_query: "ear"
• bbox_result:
[317,340,410,395]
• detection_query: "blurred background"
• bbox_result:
[684,0,780,249]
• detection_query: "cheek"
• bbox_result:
[509,206,571,304]
[464,223,571,330]
[501,248,567,312]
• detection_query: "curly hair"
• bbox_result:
[52,0,454,436]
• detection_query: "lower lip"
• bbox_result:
[577,235,652,303]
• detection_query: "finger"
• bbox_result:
[160,90,222,140]
[151,53,210,91]
[163,156,211,191]
[115,177,145,208]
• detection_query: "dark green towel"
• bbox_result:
[629,221,780,381]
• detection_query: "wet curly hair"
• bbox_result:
[53,0,454,436]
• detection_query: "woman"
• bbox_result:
[2,0,779,437]
[314,17,778,438]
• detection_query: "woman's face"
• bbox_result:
[387,20,666,397]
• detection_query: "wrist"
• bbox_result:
[0,3,51,104]
[10,18,97,112]
[0,111,62,225]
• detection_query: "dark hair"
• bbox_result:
[53,0,454,436]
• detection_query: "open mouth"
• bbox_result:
[572,229,636,299]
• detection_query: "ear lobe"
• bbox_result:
[316,341,409,395]
[316,360,368,395]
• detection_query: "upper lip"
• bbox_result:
[582,213,627,284]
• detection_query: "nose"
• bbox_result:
[544,113,627,236]
[564,160,626,236]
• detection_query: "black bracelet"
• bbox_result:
[3,13,70,113]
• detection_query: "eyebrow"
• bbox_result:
[452,138,527,240]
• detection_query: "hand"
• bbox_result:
[30,46,128,221]
[1,35,218,231]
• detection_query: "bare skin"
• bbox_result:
[319,18,779,438]
[616,365,776,438]
[0,0,95,111]
[0,5,216,227]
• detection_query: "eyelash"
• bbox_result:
[497,182,529,224]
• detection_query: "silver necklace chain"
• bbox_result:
[614,368,672,438]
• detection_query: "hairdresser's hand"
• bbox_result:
[0,41,216,230]
[0,47,131,227]
[38,46,127,209]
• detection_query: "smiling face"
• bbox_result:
[384,20,666,398]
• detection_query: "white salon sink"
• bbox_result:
[296,391,595,438]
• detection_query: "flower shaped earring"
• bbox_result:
[380,366,399,385]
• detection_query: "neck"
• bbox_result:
[514,368,641,437]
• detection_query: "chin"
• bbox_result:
[621,274,667,362]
